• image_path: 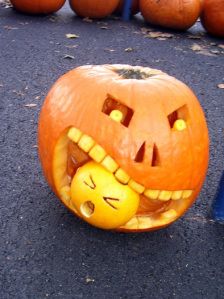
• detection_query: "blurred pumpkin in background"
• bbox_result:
[11,0,66,14]
[200,0,224,37]
[38,64,209,232]
[69,0,120,18]
[140,0,202,30]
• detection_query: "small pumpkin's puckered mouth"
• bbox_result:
[80,201,95,218]
[69,161,140,230]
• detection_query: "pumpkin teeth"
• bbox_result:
[182,190,193,198]
[60,185,71,202]
[144,189,160,200]
[120,209,178,230]
[101,155,119,173]
[171,190,183,200]
[89,144,107,163]
[158,190,172,201]
[67,127,193,201]
[115,168,130,184]
[128,179,145,194]
[67,127,82,143]
[161,209,177,219]
[78,134,95,153]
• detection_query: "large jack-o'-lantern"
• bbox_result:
[38,65,209,232]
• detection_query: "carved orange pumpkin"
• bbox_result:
[38,64,209,232]
[200,0,224,37]
[11,0,66,14]
[140,0,202,30]
[114,0,139,15]
[69,0,120,18]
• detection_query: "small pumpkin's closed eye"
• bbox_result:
[84,175,96,189]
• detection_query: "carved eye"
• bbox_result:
[102,95,134,127]
[167,105,189,131]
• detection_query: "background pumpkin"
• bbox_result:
[114,0,139,15]
[200,0,224,37]
[10,0,66,14]
[69,0,120,18]
[38,64,209,232]
[139,0,202,30]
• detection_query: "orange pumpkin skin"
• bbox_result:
[69,0,120,18]
[140,0,202,30]
[200,0,224,37]
[114,0,139,15]
[11,0,66,14]
[38,65,209,232]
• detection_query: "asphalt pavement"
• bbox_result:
[0,2,224,299]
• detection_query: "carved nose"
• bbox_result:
[134,142,145,162]
[134,142,160,166]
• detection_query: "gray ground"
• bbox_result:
[0,2,224,299]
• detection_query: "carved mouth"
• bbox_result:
[66,127,193,201]
[53,127,194,230]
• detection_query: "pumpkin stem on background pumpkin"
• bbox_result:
[116,68,157,80]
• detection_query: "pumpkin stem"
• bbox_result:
[116,68,157,80]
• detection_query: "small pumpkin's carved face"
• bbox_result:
[70,161,139,229]
[38,65,209,232]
